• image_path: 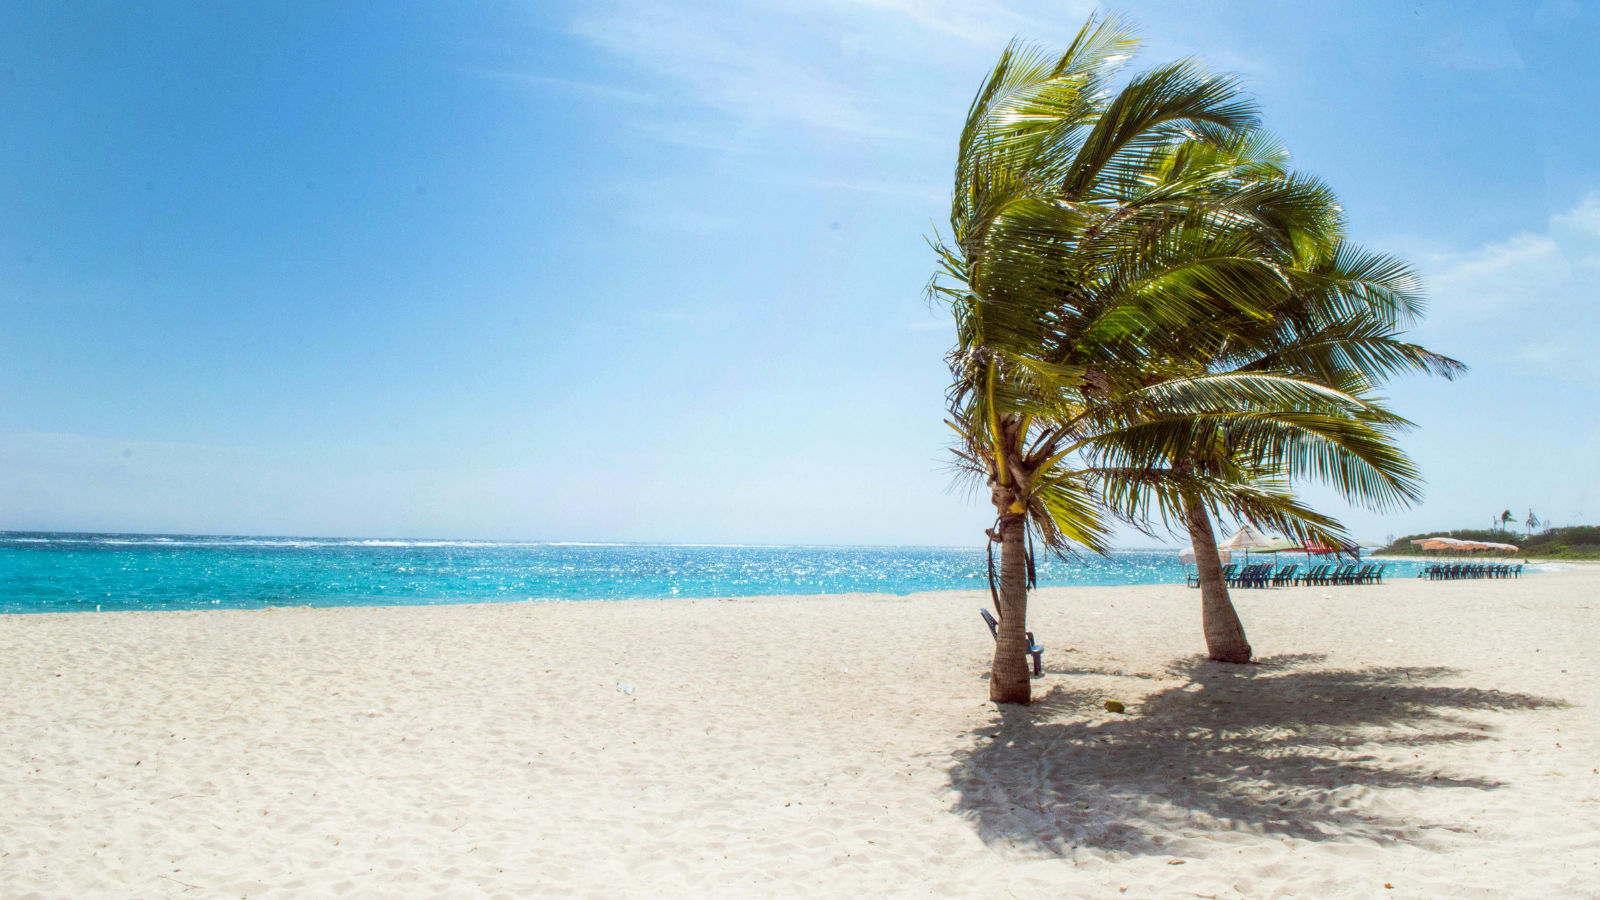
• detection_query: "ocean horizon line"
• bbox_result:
[0,529,1184,553]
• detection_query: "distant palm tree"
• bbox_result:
[1526,509,1542,535]
[1501,509,1515,532]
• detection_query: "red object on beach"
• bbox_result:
[1300,541,1360,561]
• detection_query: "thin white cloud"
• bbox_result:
[1426,232,1566,316]
[1419,192,1599,317]
[556,0,1088,148]
[1514,340,1562,364]
[568,2,915,143]
[1412,191,1600,385]
[1552,191,1600,239]
[836,0,1060,46]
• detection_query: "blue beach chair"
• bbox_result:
[979,608,1043,677]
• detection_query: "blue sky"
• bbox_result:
[2,0,1596,545]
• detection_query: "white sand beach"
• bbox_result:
[2,567,1597,898]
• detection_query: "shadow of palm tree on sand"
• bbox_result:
[948,654,1567,858]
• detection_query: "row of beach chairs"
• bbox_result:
[1187,562,1388,589]
[1422,563,1521,580]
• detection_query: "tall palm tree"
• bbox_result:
[936,16,1467,696]
[1002,71,1467,663]
[933,16,1353,702]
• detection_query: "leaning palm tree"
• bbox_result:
[1012,98,1467,662]
[1098,250,1466,662]
[932,16,1357,702]
[1088,363,1453,662]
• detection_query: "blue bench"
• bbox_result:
[979,608,1043,677]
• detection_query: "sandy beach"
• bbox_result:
[2,567,1596,898]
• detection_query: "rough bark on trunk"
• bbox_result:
[989,509,1033,705]
[1184,499,1253,664]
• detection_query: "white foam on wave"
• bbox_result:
[345,539,530,548]
[103,538,326,548]
[543,541,632,547]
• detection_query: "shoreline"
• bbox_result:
[3,570,1596,896]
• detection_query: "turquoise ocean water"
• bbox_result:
[0,532,1430,614]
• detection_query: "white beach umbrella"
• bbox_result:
[1218,524,1277,555]
[1218,524,1275,550]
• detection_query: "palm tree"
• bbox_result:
[1501,509,1515,532]
[935,16,1466,688]
[1089,323,1461,661]
[933,16,1350,702]
[1005,59,1465,663]
[1131,253,1463,661]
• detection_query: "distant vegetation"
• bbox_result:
[1375,526,1600,560]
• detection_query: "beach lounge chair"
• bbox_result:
[1294,564,1326,586]
[1193,563,1237,588]
[1271,564,1298,586]
[979,608,1043,677]
[1228,564,1265,588]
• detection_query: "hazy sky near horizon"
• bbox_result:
[3,0,1597,545]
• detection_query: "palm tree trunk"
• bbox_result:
[1184,499,1252,663]
[989,510,1033,704]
